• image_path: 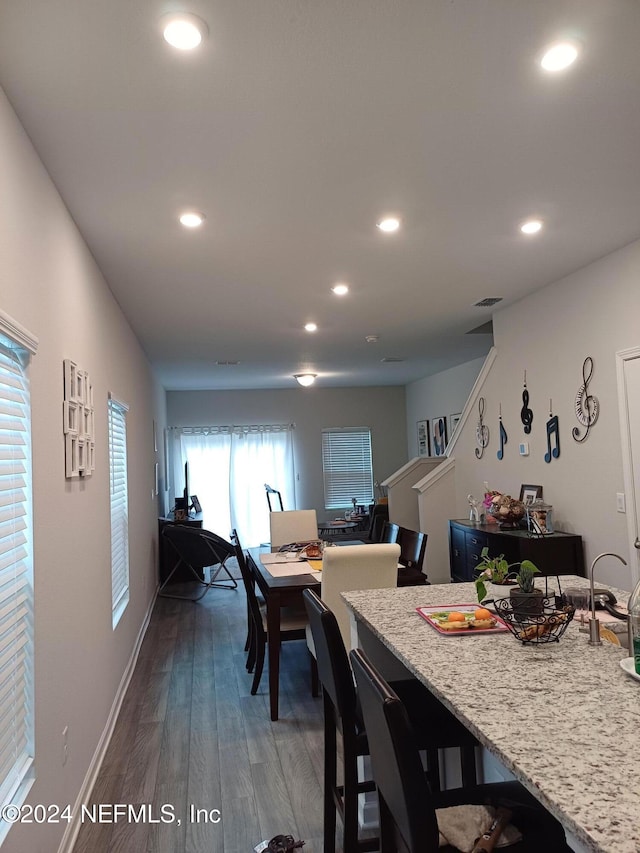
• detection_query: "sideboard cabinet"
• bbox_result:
[448,519,585,584]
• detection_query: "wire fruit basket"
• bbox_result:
[494,596,576,645]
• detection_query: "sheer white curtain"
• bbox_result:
[173,425,295,547]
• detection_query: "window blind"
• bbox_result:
[108,397,129,625]
[0,340,34,807]
[321,428,374,510]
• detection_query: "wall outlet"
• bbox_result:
[616,492,626,513]
[62,726,69,766]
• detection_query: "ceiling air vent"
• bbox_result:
[473,297,503,308]
[381,357,406,363]
[215,360,240,366]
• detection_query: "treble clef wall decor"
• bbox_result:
[572,356,599,443]
[544,398,560,463]
[475,397,489,459]
[520,370,533,434]
[497,403,507,461]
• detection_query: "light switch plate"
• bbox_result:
[518,442,529,456]
[616,492,626,513]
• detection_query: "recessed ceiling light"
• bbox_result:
[294,374,317,387]
[540,41,579,72]
[304,322,318,333]
[179,211,205,228]
[332,283,349,296]
[365,335,379,344]
[377,217,401,233]
[520,219,543,235]
[161,13,208,50]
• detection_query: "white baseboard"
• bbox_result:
[56,588,158,853]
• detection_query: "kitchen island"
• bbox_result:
[343,577,639,853]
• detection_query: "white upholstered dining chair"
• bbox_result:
[269,509,318,547]
[307,542,400,654]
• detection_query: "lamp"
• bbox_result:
[294,374,316,387]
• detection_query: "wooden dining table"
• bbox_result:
[343,576,639,853]
[246,546,321,720]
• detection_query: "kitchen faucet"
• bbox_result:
[588,552,627,646]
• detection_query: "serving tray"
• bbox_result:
[416,604,510,636]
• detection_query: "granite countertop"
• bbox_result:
[342,577,640,853]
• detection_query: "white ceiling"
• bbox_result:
[1,0,640,390]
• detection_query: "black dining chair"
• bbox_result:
[350,648,571,853]
[303,590,478,853]
[159,524,238,601]
[232,533,318,696]
[396,525,428,586]
[380,521,399,543]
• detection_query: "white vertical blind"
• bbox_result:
[108,396,129,624]
[321,427,374,509]
[0,339,34,807]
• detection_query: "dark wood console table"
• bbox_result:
[158,513,203,583]
[448,519,585,583]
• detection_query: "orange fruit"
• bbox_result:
[474,608,492,621]
[447,611,466,622]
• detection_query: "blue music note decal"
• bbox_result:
[544,400,560,463]
[497,404,507,460]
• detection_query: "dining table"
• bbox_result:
[246,545,321,720]
[342,575,640,853]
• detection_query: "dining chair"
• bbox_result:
[304,590,480,853]
[232,533,317,696]
[265,483,283,512]
[308,543,400,654]
[363,502,389,543]
[269,509,318,547]
[396,525,428,586]
[159,524,238,601]
[380,521,399,543]
[350,648,570,853]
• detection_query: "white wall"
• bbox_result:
[166,386,408,516]
[405,357,487,457]
[0,87,160,852]
[451,238,640,590]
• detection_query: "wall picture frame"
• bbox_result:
[431,416,448,457]
[519,484,543,504]
[417,420,430,457]
[448,412,462,440]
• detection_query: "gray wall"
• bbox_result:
[0,86,160,852]
[167,386,408,516]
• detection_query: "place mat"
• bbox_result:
[260,551,304,565]
[261,559,322,579]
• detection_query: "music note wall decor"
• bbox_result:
[521,371,533,434]
[497,404,507,460]
[475,397,489,459]
[572,356,599,443]
[544,398,560,463]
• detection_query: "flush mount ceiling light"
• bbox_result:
[540,41,580,72]
[161,13,209,50]
[179,211,205,228]
[304,322,318,333]
[377,217,401,233]
[294,374,317,387]
[520,219,543,235]
[332,283,349,296]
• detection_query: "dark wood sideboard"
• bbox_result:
[449,519,585,584]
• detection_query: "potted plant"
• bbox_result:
[509,560,543,617]
[474,547,517,602]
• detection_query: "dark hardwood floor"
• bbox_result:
[73,572,331,853]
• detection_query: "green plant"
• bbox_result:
[513,559,540,593]
[474,549,540,602]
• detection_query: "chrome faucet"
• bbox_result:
[588,552,627,646]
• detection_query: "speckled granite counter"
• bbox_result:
[342,577,640,853]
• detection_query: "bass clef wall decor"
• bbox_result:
[475,397,489,459]
[520,370,533,434]
[497,403,507,460]
[572,356,599,443]
[544,398,560,463]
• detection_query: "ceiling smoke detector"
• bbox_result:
[473,298,503,308]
